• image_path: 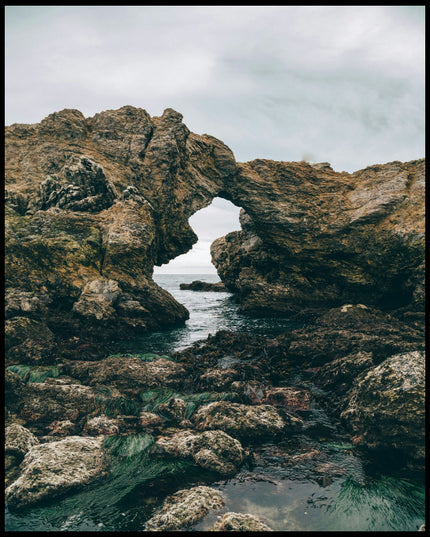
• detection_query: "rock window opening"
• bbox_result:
[153,197,241,275]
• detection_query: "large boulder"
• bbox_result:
[340,351,425,465]
[5,436,106,508]
[192,401,302,440]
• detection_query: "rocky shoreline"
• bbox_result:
[4,106,425,530]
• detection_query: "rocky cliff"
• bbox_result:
[5,106,425,363]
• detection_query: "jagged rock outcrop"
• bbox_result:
[5,106,236,360]
[5,106,425,363]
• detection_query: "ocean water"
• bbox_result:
[5,274,425,532]
[116,273,303,355]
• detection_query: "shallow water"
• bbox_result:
[116,274,302,355]
[4,274,425,532]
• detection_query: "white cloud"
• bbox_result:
[5,5,425,271]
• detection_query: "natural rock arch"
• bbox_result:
[5,106,425,362]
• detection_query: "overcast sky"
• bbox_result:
[5,5,425,274]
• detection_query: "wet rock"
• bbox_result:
[5,436,106,508]
[5,370,26,414]
[315,351,374,395]
[155,429,245,475]
[5,423,39,459]
[278,304,424,368]
[211,512,273,531]
[144,485,224,531]
[62,355,190,396]
[199,368,239,391]
[341,351,425,465]
[253,386,312,411]
[179,280,227,292]
[192,401,302,440]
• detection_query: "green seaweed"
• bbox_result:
[6,365,59,383]
[322,475,425,531]
[140,388,241,419]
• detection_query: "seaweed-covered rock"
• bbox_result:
[144,486,224,531]
[157,397,187,423]
[5,436,106,508]
[155,429,245,475]
[315,351,374,395]
[211,512,273,531]
[341,351,425,465]
[192,401,301,440]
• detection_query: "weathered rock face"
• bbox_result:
[211,159,425,316]
[340,351,425,465]
[5,106,236,357]
[5,105,424,361]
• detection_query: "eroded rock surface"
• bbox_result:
[5,436,106,508]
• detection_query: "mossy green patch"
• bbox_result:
[6,365,60,383]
